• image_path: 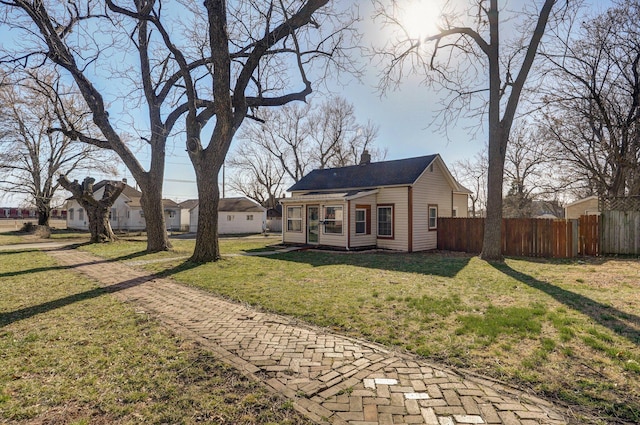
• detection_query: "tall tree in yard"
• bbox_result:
[375,0,569,260]
[542,0,640,198]
[106,1,357,262]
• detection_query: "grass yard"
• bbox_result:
[81,239,640,425]
[0,248,312,424]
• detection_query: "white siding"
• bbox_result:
[411,160,454,251]
[318,203,348,248]
[376,187,409,251]
[189,205,266,234]
[219,211,265,234]
[453,193,469,218]
[282,204,306,244]
[349,194,377,248]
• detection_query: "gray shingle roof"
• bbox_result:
[287,154,438,192]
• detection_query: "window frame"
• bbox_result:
[377,204,394,239]
[246,214,254,221]
[286,206,303,233]
[322,205,343,235]
[428,204,438,230]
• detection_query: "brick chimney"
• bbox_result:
[360,150,371,165]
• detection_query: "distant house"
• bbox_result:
[187,197,267,234]
[66,180,184,231]
[280,153,471,252]
[564,196,600,220]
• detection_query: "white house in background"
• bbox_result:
[66,180,187,231]
[187,197,267,234]
[66,180,146,231]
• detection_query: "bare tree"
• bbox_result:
[502,124,556,217]
[98,1,360,262]
[229,95,383,206]
[375,0,570,260]
[58,176,124,242]
[227,141,286,209]
[0,69,116,226]
[542,0,640,198]
[452,149,488,217]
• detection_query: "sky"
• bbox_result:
[152,0,615,203]
[1,0,614,206]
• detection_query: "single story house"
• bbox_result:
[280,153,471,252]
[564,196,600,220]
[187,197,267,234]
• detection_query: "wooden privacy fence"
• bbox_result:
[438,216,600,258]
[601,210,640,255]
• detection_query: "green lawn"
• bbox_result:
[81,239,640,424]
[0,249,311,424]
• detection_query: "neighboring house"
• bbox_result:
[187,197,267,234]
[280,153,471,252]
[266,204,283,232]
[564,196,600,220]
[163,199,188,231]
[179,199,198,232]
[66,180,147,231]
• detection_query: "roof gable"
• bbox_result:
[288,154,438,192]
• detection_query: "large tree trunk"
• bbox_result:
[85,201,117,243]
[481,0,505,262]
[190,162,223,262]
[137,173,172,252]
[36,199,50,227]
[58,176,124,244]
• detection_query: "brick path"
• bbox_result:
[46,248,567,425]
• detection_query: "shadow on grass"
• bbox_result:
[492,262,640,346]
[0,274,156,328]
[267,250,472,278]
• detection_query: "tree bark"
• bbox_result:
[480,0,505,262]
[190,160,223,262]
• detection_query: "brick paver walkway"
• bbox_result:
[46,248,567,425]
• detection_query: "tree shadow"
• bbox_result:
[0,274,155,328]
[261,250,472,278]
[491,262,640,346]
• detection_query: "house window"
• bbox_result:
[140,210,144,218]
[167,210,176,218]
[227,215,234,221]
[355,209,366,234]
[452,207,458,218]
[377,205,393,238]
[323,206,343,235]
[286,206,302,232]
[69,208,74,220]
[429,205,438,230]
[110,208,116,220]
[126,210,130,219]
[78,208,84,221]
[247,214,254,221]
[355,205,372,235]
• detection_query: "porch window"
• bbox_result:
[355,205,372,235]
[323,206,343,234]
[429,205,438,230]
[377,205,393,238]
[286,206,302,232]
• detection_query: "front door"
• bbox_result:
[307,205,319,244]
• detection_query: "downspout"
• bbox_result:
[408,186,413,253]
